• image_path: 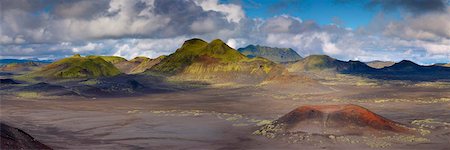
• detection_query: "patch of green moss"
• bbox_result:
[87,55,127,64]
[16,92,41,98]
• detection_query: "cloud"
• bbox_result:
[112,37,190,59]
[383,7,450,40]
[1,0,449,64]
[193,0,245,23]
[72,42,105,53]
[0,0,239,44]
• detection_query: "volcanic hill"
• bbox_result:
[373,60,450,80]
[0,62,46,72]
[29,54,121,78]
[238,45,302,63]
[256,104,410,136]
[149,38,283,83]
[288,55,374,73]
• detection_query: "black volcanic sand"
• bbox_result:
[1,83,450,149]
[1,123,51,149]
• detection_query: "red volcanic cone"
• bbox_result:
[275,104,411,135]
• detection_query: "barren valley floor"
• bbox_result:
[1,84,449,149]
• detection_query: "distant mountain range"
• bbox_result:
[238,45,302,63]
[0,62,46,73]
[3,38,449,82]
[287,55,450,81]
[0,59,52,65]
[371,60,450,80]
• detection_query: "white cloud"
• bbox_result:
[112,37,189,59]
[1,0,449,64]
[72,42,104,53]
[193,0,245,23]
[383,7,450,41]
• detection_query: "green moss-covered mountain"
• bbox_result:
[288,55,374,73]
[149,38,283,83]
[30,54,121,78]
[238,45,302,63]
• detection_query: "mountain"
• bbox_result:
[434,63,450,67]
[365,60,395,69]
[288,55,374,73]
[361,60,450,81]
[238,45,302,63]
[0,59,52,66]
[149,38,282,83]
[254,104,410,137]
[130,55,166,74]
[381,60,422,72]
[0,62,46,72]
[29,54,121,78]
[379,60,450,75]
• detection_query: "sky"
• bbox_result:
[0,0,449,64]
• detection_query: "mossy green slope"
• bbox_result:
[289,55,337,71]
[238,45,302,63]
[130,55,166,74]
[151,38,247,74]
[149,38,282,83]
[87,55,127,64]
[31,54,121,78]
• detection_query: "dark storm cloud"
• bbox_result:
[0,0,239,44]
[52,0,110,19]
[1,0,448,63]
[152,0,234,37]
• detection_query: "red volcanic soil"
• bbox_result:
[275,104,411,135]
[1,123,51,149]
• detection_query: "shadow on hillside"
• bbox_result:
[342,67,450,82]
[4,73,211,99]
